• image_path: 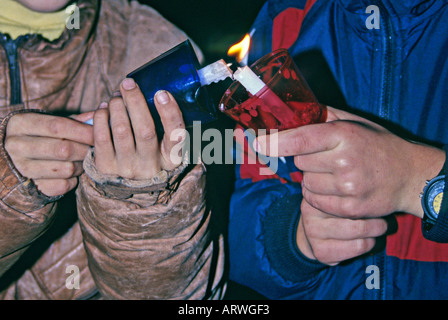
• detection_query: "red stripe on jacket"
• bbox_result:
[387,214,448,262]
[234,125,287,183]
[238,1,316,184]
[272,0,317,51]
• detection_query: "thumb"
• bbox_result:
[325,106,363,122]
[326,106,386,131]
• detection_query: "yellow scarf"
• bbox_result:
[0,0,74,41]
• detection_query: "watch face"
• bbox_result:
[422,175,445,222]
[433,192,443,214]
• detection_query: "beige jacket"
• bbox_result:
[0,0,225,299]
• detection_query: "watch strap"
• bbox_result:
[421,145,448,243]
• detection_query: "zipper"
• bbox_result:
[376,1,393,121]
[0,34,27,105]
[367,2,393,300]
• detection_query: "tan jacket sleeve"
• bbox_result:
[76,150,226,299]
[0,110,62,279]
[0,222,98,300]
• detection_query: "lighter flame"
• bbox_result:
[227,33,251,63]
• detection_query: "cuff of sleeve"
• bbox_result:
[0,109,62,213]
[83,148,190,204]
[262,194,326,283]
[422,145,448,243]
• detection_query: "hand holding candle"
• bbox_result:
[220,49,327,133]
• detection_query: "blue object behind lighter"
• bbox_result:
[127,40,231,139]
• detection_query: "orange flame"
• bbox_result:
[227,33,251,63]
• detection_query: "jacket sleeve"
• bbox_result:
[0,110,62,280]
[227,128,328,300]
[228,162,327,299]
[76,150,226,300]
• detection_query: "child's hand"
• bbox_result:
[5,112,94,197]
[93,78,186,180]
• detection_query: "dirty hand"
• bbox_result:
[93,78,186,180]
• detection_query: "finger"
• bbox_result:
[311,237,377,265]
[93,108,115,170]
[120,78,158,156]
[154,90,186,167]
[7,113,94,146]
[302,172,346,196]
[300,202,381,265]
[302,188,377,218]
[16,160,83,180]
[34,177,78,197]
[108,96,135,160]
[254,121,341,158]
[301,200,388,240]
[302,187,349,217]
[69,111,95,123]
[325,106,362,122]
[294,154,335,173]
[307,215,388,241]
[5,135,90,161]
[326,106,384,131]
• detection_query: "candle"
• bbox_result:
[233,66,266,95]
[232,66,293,164]
[233,66,297,126]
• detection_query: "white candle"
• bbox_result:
[233,66,266,95]
[233,66,289,163]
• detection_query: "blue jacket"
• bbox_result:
[228,0,448,299]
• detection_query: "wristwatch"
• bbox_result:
[421,175,445,230]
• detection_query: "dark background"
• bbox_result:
[139,0,266,64]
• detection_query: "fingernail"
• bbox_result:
[122,78,136,90]
[155,90,171,105]
[98,101,108,109]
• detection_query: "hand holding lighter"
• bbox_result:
[127,40,231,139]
